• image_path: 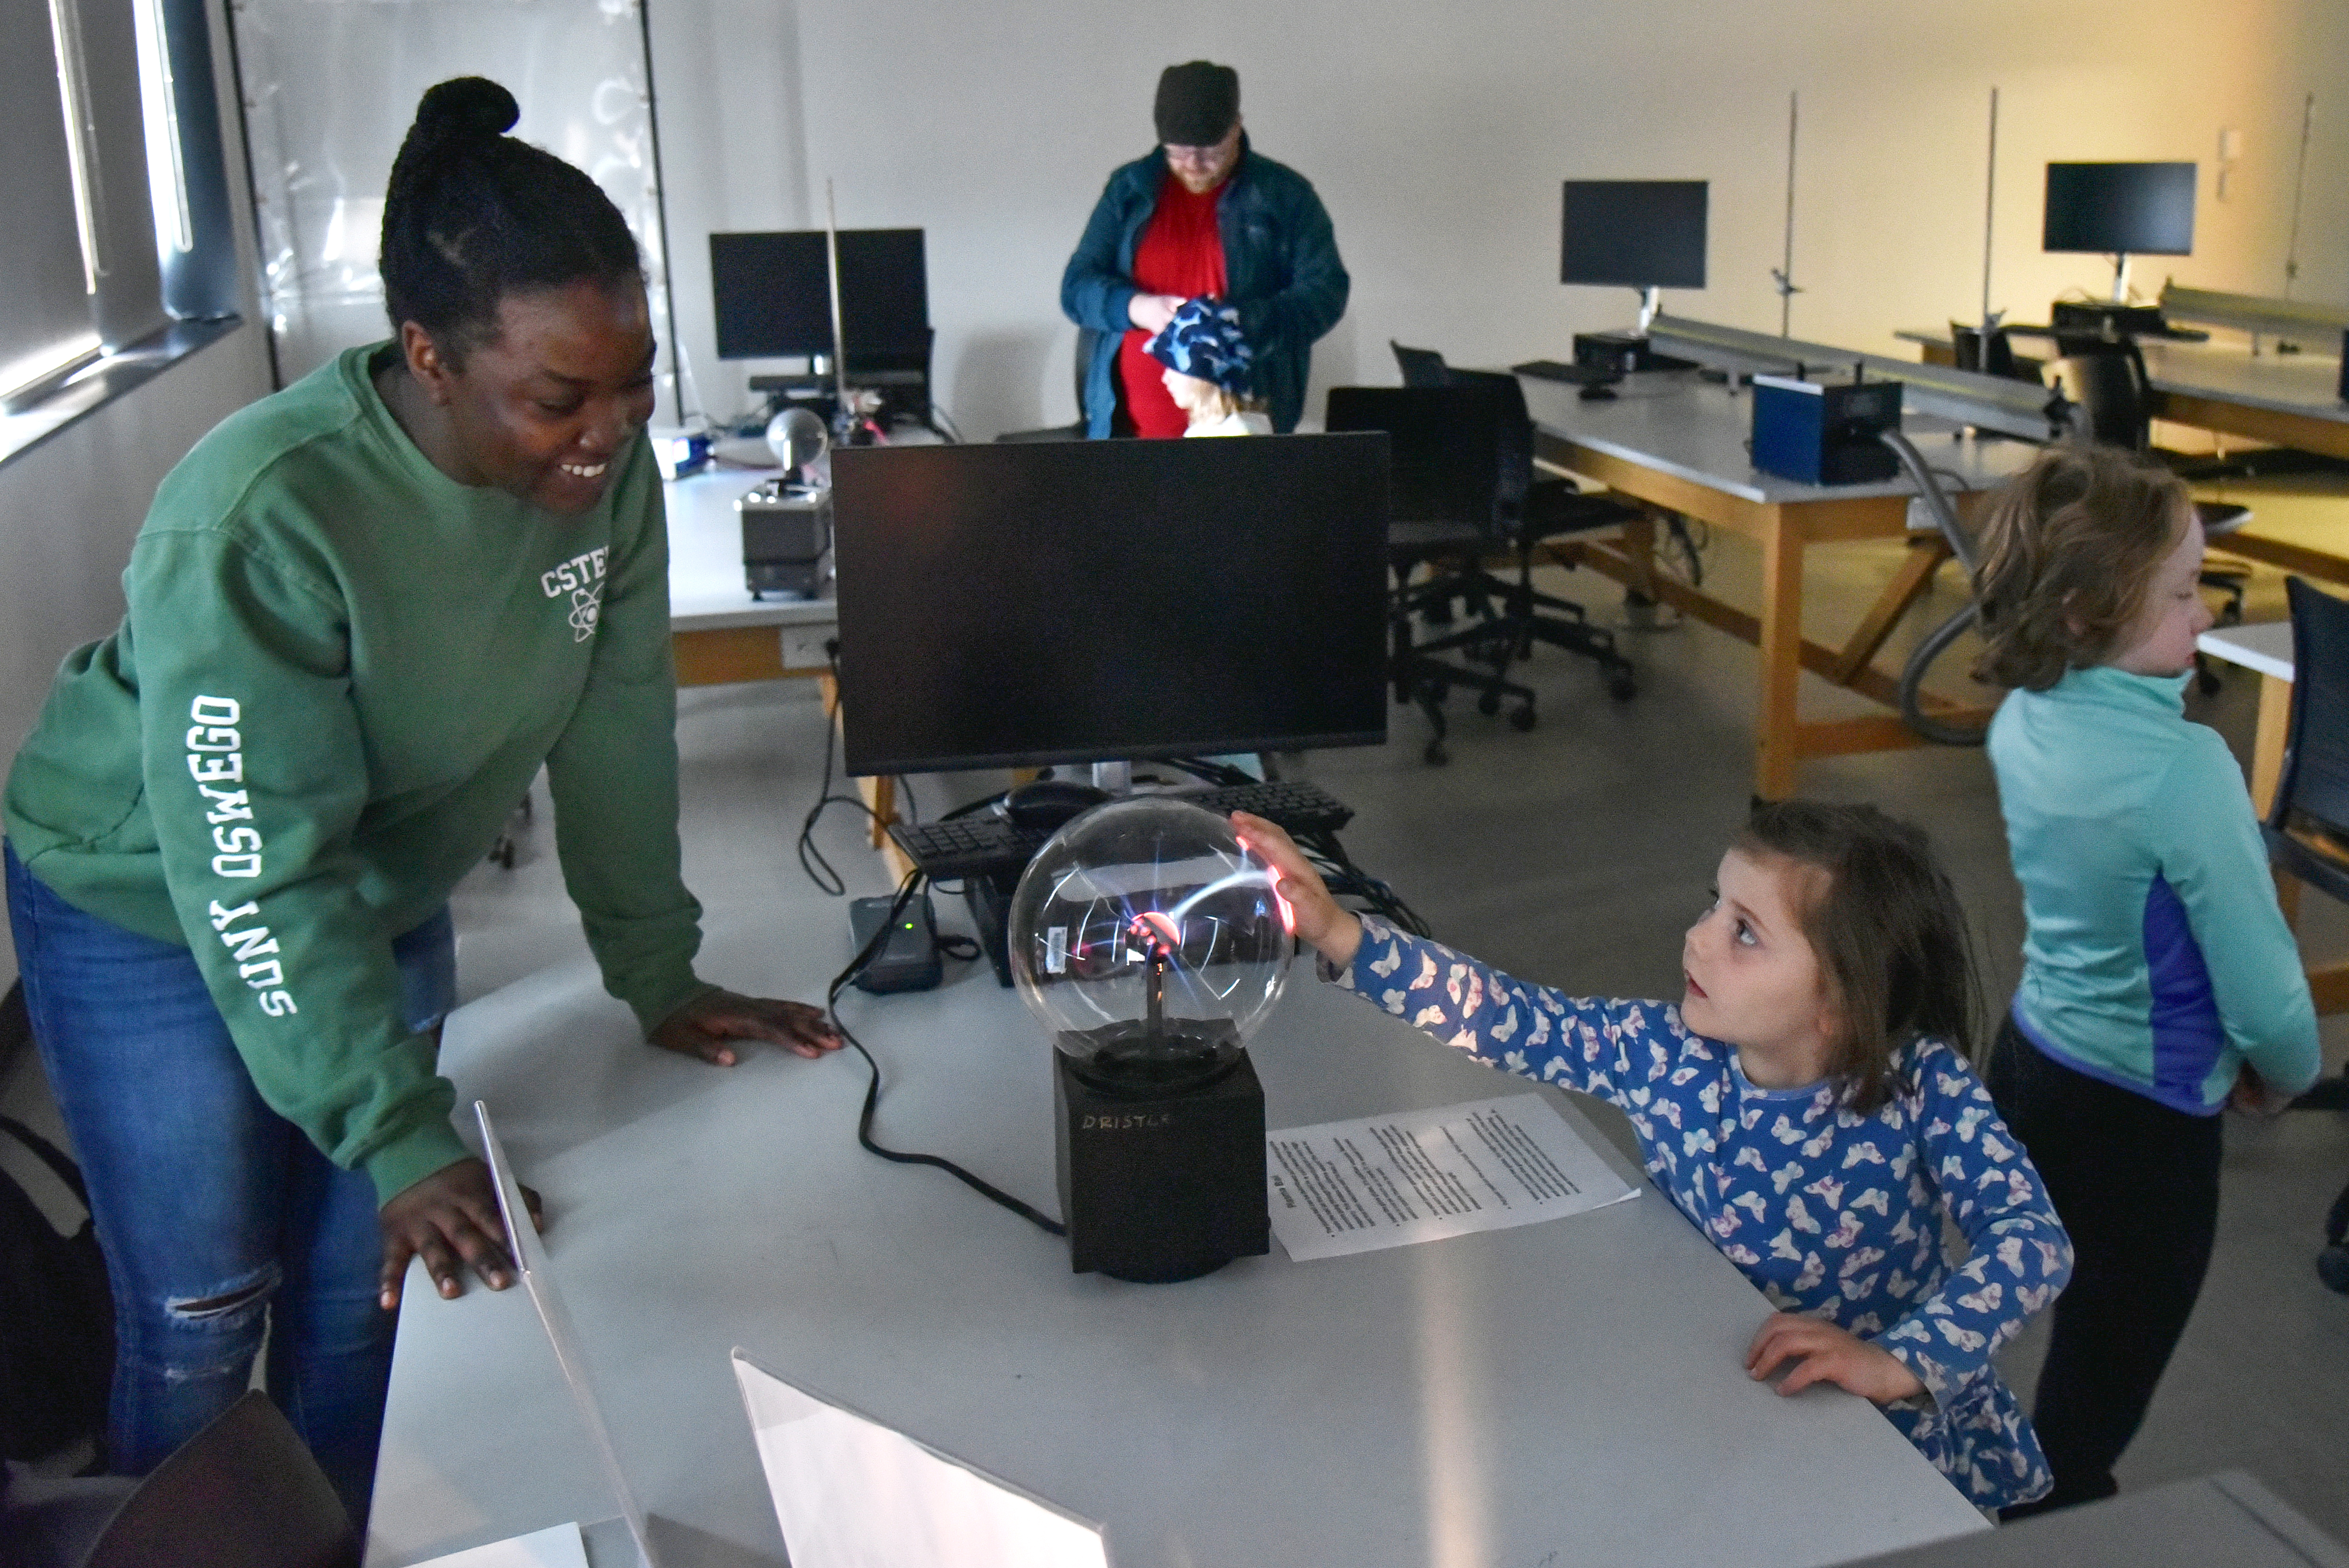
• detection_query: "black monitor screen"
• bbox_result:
[833,437,1390,775]
[1562,180,1707,290]
[709,228,929,360]
[2042,163,2196,255]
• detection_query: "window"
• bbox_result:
[1,0,239,420]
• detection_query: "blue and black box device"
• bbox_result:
[1750,373,1903,485]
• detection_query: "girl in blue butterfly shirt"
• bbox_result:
[1235,799,2073,1511]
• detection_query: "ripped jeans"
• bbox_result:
[5,843,455,1525]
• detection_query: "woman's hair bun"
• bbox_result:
[411,77,520,147]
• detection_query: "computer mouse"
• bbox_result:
[1000,779,1112,832]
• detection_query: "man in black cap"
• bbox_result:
[1061,61,1348,438]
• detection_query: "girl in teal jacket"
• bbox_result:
[1975,445,2319,1516]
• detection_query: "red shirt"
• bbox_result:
[1117,172,1228,438]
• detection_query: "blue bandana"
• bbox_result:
[1145,298,1254,395]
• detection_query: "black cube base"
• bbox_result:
[1053,1047,1269,1284]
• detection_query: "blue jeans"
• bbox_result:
[5,843,455,1525]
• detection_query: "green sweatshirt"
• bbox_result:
[4,344,710,1202]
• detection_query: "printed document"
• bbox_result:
[1266,1092,1636,1261]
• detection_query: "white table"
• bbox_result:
[365,949,1991,1568]
[1522,371,2042,796]
[1838,1471,2349,1567]
[664,468,839,686]
[2137,340,2349,464]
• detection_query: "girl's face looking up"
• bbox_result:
[1681,848,1841,1089]
[2108,506,2212,678]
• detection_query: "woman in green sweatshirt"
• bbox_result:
[1,78,836,1517]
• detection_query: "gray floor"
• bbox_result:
[5,528,2345,1543]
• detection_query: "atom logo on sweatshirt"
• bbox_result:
[541,547,608,643]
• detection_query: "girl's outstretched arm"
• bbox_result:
[1233,813,1684,1114]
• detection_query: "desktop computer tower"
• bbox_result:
[1573,331,1697,376]
[2050,301,2169,342]
[1750,374,1902,486]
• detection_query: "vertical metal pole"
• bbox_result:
[1778,91,1798,337]
[2284,92,2315,298]
[1981,87,1998,332]
[635,0,686,424]
[216,0,283,388]
[824,178,849,411]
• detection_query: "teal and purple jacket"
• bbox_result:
[1988,665,2320,1113]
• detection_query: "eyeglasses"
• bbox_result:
[1164,140,1235,168]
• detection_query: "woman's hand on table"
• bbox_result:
[380,1157,542,1310]
[1230,812,1362,969]
[651,987,843,1066]
[1745,1313,1926,1405]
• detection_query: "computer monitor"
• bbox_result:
[708,228,930,363]
[1326,386,1502,526]
[1562,180,1707,332]
[832,437,1389,775]
[2042,162,2196,301]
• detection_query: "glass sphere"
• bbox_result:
[1009,798,1293,1092]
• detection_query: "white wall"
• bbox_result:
[648,0,2349,439]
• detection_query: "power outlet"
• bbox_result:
[779,625,836,672]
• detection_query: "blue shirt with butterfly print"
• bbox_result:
[1332,916,2073,1509]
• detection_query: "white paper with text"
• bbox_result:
[1266,1093,1636,1261]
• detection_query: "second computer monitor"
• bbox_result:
[831,437,1389,776]
[1561,180,1708,291]
[709,228,929,363]
[2041,163,2196,257]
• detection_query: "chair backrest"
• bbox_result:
[2048,347,2152,450]
[1326,385,1507,532]
[1951,321,2025,382]
[1074,326,1099,409]
[1389,341,1451,389]
[1436,366,1538,510]
[2274,576,2349,837]
[82,1391,358,1568]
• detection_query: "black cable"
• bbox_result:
[796,641,882,894]
[827,873,1065,1236]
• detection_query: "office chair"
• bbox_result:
[1381,345,1682,629]
[1950,321,2028,381]
[1329,384,1531,763]
[2258,577,2349,1292]
[1443,364,1642,692]
[80,1391,359,1568]
[2047,348,2255,667]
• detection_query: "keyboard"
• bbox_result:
[890,780,1356,878]
[1513,359,1616,385]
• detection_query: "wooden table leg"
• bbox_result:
[820,672,912,878]
[1621,508,1660,603]
[1754,509,1805,800]
[2250,671,2292,818]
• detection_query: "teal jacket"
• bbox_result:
[1060,138,1348,437]
[1988,666,2319,1112]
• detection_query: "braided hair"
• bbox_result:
[378,77,642,363]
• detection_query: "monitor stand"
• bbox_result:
[1090,759,1132,796]
[2109,253,2133,303]
[1635,285,1663,335]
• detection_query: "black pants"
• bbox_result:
[1984,1015,2222,1518]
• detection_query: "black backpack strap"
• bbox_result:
[0,1114,90,1209]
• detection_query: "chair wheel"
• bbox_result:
[1423,738,1449,765]
[2320,1244,2349,1295]
[1608,670,1637,701]
[1510,706,1537,732]
[1477,691,1502,717]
